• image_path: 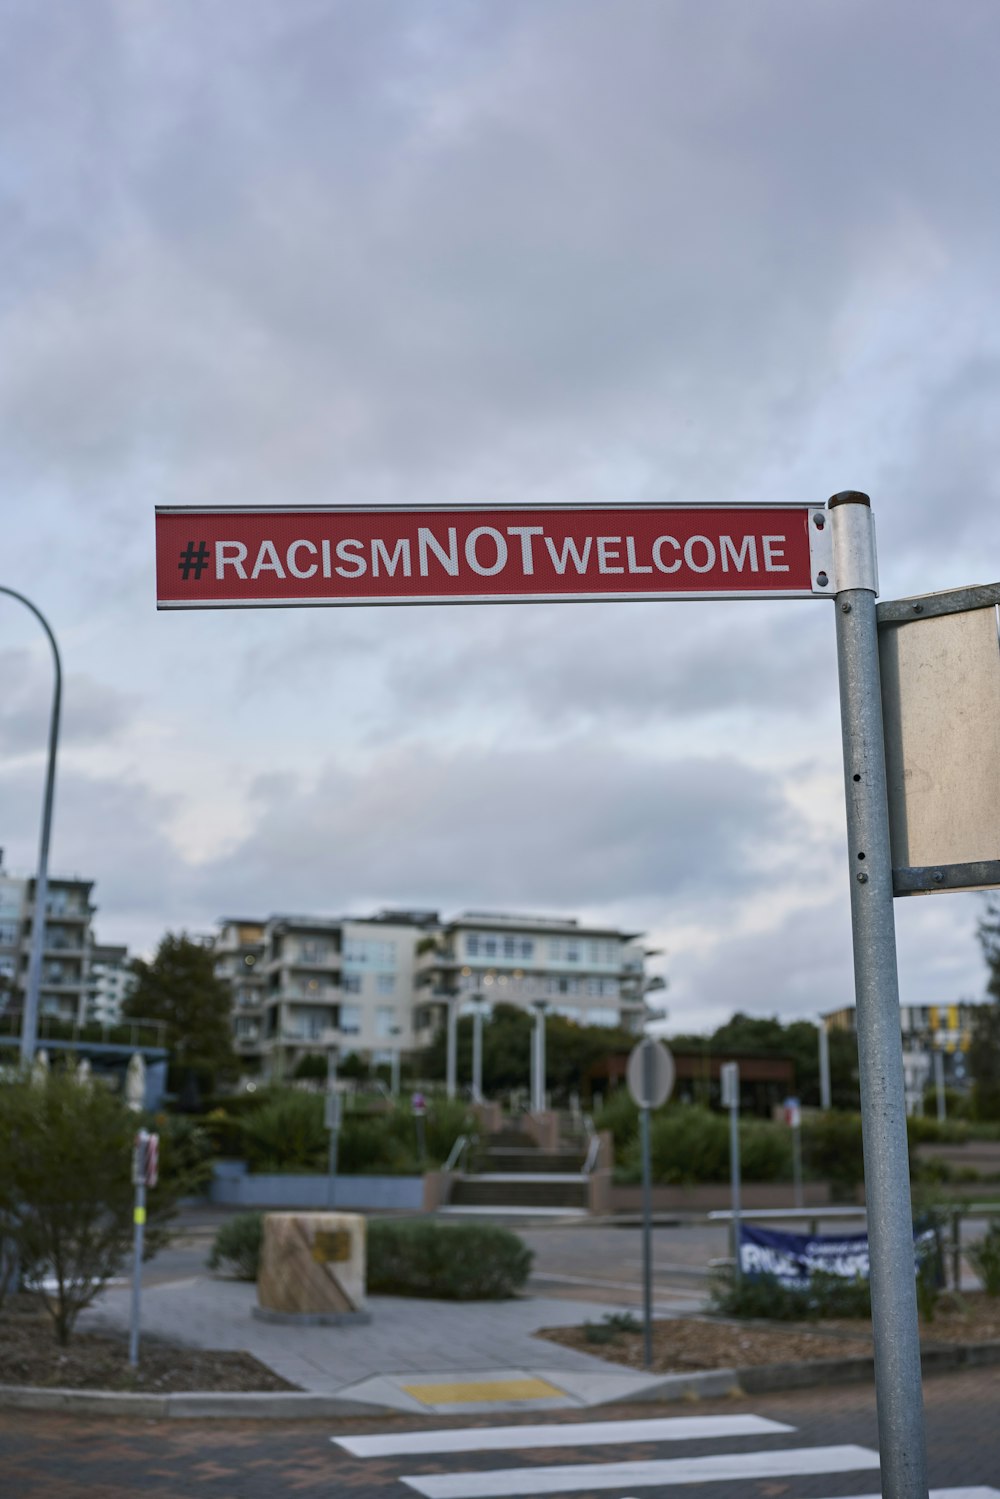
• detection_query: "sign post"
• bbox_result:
[129,1129,158,1368]
[830,492,927,1497]
[627,1038,675,1368]
[934,1049,947,1124]
[818,1022,832,1111]
[158,491,946,1494]
[325,1050,341,1210]
[720,1062,741,1282]
[412,1091,427,1164]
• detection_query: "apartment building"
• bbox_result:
[212,909,434,1079]
[84,943,137,1028]
[0,865,96,1026]
[413,911,651,1046]
[824,1000,986,1111]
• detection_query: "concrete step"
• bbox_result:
[484,1149,587,1174]
[448,1173,589,1210]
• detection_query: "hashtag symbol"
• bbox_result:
[178,540,210,581]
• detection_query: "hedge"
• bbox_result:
[207,1214,533,1299]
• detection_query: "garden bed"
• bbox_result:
[536,1294,1000,1375]
[0,1297,297,1394]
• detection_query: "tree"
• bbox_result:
[0,1070,177,1344]
[126,932,238,1096]
[671,1011,860,1110]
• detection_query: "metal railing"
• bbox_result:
[443,1133,475,1172]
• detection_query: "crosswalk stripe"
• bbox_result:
[815,1491,1000,1499]
[334,1413,793,1458]
[399,1441,881,1497]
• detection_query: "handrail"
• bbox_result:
[443,1134,470,1172]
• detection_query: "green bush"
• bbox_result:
[0,1070,177,1343]
[207,1212,264,1280]
[367,1220,532,1299]
[593,1089,641,1153]
[710,1268,871,1321]
[618,1106,791,1185]
[969,1223,1000,1296]
[239,1091,328,1172]
[802,1111,865,1190]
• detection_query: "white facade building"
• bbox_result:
[0,865,96,1027]
[85,944,136,1027]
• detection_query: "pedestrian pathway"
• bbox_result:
[333,1411,1000,1497]
[80,1272,699,1412]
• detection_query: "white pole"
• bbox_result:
[471,1005,484,1103]
[818,1022,832,1110]
[445,1000,458,1100]
[934,1049,946,1123]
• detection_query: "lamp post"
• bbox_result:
[445,997,458,1100]
[530,1000,547,1113]
[468,997,488,1103]
[0,588,62,1066]
[389,1025,402,1098]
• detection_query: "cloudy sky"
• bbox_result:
[3,0,1000,1029]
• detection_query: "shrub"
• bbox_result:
[618,1106,791,1185]
[710,1267,871,1321]
[802,1111,865,1190]
[239,1091,328,1172]
[207,1212,264,1280]
[0,1070,177,1344]
[367,1220,532,1299]
[968,1223,1000,1296]
[593,1089,641,1153]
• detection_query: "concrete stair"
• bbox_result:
[442,1118,590,1215]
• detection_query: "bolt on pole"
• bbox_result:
[830,491,928,1498]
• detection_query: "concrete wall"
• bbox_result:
[209,1161,427,1211]
[609,1181,834,1213]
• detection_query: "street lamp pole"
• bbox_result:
[530,1001,547,1113]
[0,588,62,1066]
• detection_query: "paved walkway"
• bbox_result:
[81,1270,701,1415]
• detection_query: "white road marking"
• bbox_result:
[335,1413,792,1458]
[400,1442,881,1497]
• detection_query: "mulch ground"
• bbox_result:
[536,1292,1000,1375]
[0,1296,297,1393]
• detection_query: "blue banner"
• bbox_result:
[738,1223,937,1288]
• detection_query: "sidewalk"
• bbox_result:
[79,1272,704,1415]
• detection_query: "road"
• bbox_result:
[3,1367,998,1497]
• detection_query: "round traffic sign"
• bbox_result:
[626,1038,675,1109]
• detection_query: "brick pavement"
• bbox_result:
[2,1366,998,1497]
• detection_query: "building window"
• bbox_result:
[299,939,329,964]
[466,935,480,957]
[343,937,396,967]
[340,1004,362,1035]
[376,973,396,996]
[375,1006,395,1038]
[342,973,362,995]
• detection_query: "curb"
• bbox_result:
[3,1339,998,1420]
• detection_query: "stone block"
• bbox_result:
[255,1212,370,1325]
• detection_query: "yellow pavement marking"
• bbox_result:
[402,1377,566,1406]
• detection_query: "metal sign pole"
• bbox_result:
[818,1022,832,1111]
[446,1000,458,1101]
[934,1049,946,1123]
[640,1040,654,1368]
[830,491,928,1498]
[721,1063,742,1282]
[326,1050,340,1210]
[129,1131,147,1368]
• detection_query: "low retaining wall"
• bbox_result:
[209,1162,435,1212]
[609,1181,834,1214]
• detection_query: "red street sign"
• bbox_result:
[155,503,830,608]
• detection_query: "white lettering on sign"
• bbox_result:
[335,539,366,577]
[251,540,285,579]
[216,541,248,578]
[287,540,318,579]
[506,525,543,573]
[418,526,459,577]
[763,535,789,572]
[545,535,593,574]
[201,526,795,591]
[465,526,508,576]
[373,538,412,578]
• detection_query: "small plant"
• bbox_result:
[207,1212,264,1281]
[968,1222,1000,1296]
[367,1220,532,1300]
[583,1310,642,1343]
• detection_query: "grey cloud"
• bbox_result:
[0,649,136,754]
[197,740,807,919]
